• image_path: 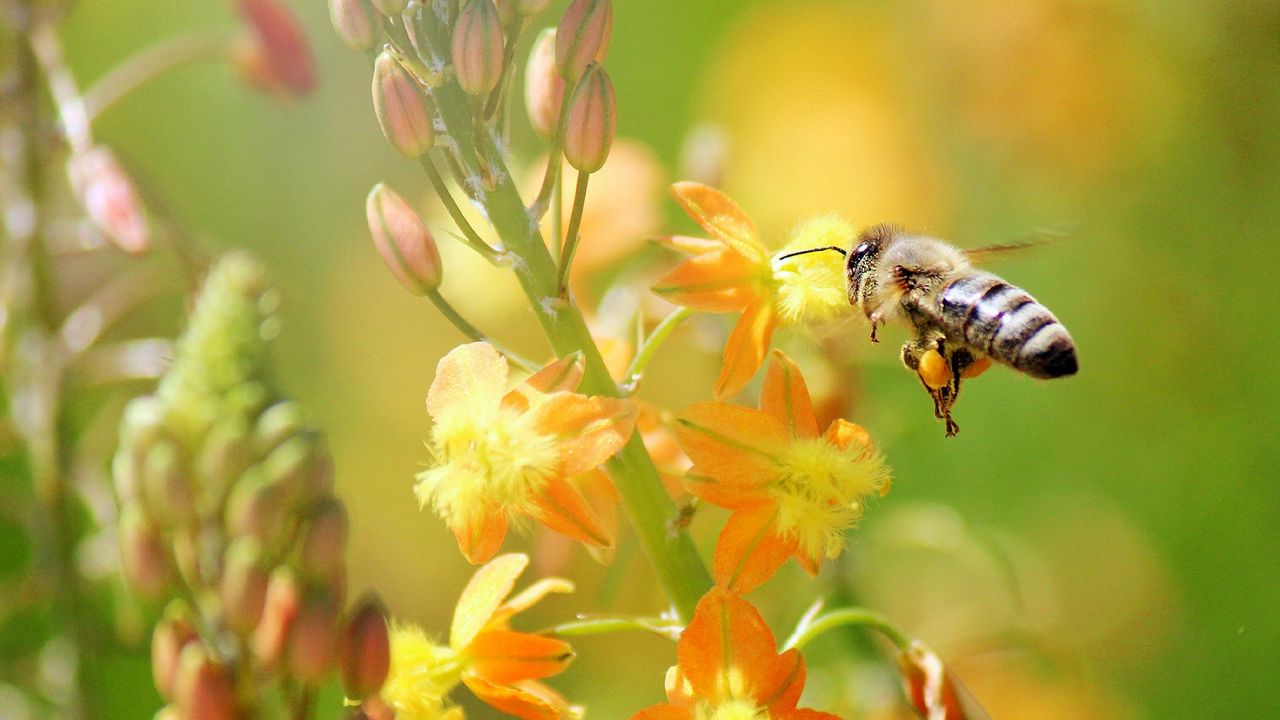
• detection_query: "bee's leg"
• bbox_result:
[869,316,882,343]
[904,338,956,431]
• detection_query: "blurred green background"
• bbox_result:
[21,0,1280,717]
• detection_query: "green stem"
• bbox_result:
[83,30,233,123]
[482,13,523,121]
[783,607,911,653]
[621,306,694,394]
[555,169,589,296]
[427,291,535,372]
[545,615,682,641]
[418,154,503,261]
[531,86,574,216]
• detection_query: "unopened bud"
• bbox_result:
[516,0,550,14]
[897,640,982,720]
[524,29,563,140]
[120,504,172,599]
[263,433,332,505]
[287,592,341,683]
[152,606,198,699]
[452,0,505,96]
[331,0,381,51]
[299,498,349,579]
[66,146,149,254]
[226,471,289,548]
[253,567,301,669]
[555,0,611,83]
[197,419,254,513]
[142,440,195,528]
[220,540,271,635]
[366,184,442,295]
[255,401,303,454]
[372,50,435,158]
[339,593,390,699]
[370,0,407,15]
[174,645,237,720]
[563,63,615,173]
[234,0,317,98]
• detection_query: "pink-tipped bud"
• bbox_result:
[366,183,442,295]
[226,472,289,548]
[330,0,381,52]
[338,594,390,699]
[370,0,407,15]
[174,645,238,720]
[555,0,611,83]
[299,498,349,579]
[563,63,616,173]
[287,592,341,684]
[119,503,172,599]
[235,0,317,98]
[220,539,271,635]
[452,0,505,96]
[66,146,149,254]
[372,50,435,158]
[152,607,198,699]
[524,28,563,140]
[253,566,301,669]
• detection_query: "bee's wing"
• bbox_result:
[963,230,1065,265]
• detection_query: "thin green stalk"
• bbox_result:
[418,154,503,262]
[427,291,535,372]
[550,167,563,250]
[783,607,911,653]
[621,306,694,394]
[482,13,524,121]
[531,88,574,216]
[556,169,589,296]
[83,31,232,123]
[545,615,682,641]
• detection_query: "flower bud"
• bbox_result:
[152,606,198,699]
[897,640,983,720]
[370,0,407,15]
[220,539,271,635]
[372,50,435,157]
[516,0,550,14]
[142,440,195,528]
[524,28,563,140]
[262,433,333,506]
[555,0,611,83]
[563,63,615,173]
[255,401,303,454]
[331,0,381,52]
[338,593,390,699]
[119,504,172,599]
[197,419,254,513]
[299,498,349,579]
[66,146,149,254]
[366,184,442,295]
[452,0,505,96]
[234,0,317,98]
[287,591,341,683]
[225,471,289,548]
[174,645,237,720]
[253,566,301,669]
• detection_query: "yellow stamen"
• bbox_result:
[771,437,890,560]
[772,214,856,325]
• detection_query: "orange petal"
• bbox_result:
[532,394,637,477]
[653,250,767,313]
[466,630,574,684]
[715,300,777,399]
[428,342,508,420]
[760,649,806,715]
[463,676,563,720]
[669,182,766,263]
[631,705,693,720]
[795,548,821,577]
[530,475,614,548]
[523,353,586,394]
[823,419,876,460]
[685,473,772,510]
[676,402,785,488]
[576,469,621,563]
[760,350,820,440]
[452,553,527,651]
[712,505,796,594]
[678,587,779,702]
[657,234,727,255]
[453,510,509,566]
[500,577,575,618]
[786,710,845,720]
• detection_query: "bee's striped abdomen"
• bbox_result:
[936,273,1077,379]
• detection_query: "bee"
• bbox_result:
[780,224,1077,436]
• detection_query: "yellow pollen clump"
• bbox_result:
[382,622,465,720]
[771,214,855,325]
[695,699,769,720]
[918,349,952,389]
[415,405,559,530]
[771,437,890,561]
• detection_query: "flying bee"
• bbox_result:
[779,224,1078,436]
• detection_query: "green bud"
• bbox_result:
[220,539,271,635]
[196,418,254,515]
[372,50,436,158]
[142,440,195,528]
[254,401,303,454]
[152,605,198,699]
[120,503,173,599]
[370,0,407,15]
[225,470,289,548]
[452,0,505,96]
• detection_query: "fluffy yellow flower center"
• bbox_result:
[382,622,465,720]
[771,214,855,325]
[771,437,889,560]
[415,404,559,529]
[695,699,769,720]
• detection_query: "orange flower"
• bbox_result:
[415,342,636,563]
[676,351,889,593]
[653,182,775,398]
[631,587,841,720]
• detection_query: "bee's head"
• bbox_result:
[847,223,900,310]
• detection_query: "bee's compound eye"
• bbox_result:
[851,242,873,261]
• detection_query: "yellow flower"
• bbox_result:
[383,622,467,720]
[415,342,637,563]
[772,214,857,325]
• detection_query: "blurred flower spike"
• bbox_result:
[66,146,149,254]
[233,0,317,98]
[631,587,839,720]
[415,342,637,563]
[677,351,890,593]
[382,554,579,720]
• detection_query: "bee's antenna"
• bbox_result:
[776,246,847,261]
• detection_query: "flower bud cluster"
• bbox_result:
[113,253,389,718]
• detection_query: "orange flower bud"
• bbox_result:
[66,146,149,254]
[555,0,611,82]
[524,28,563,139]
[253,567,301,669]
[299,497,349,579]
[287,592,341,684]
[220,539,271,635]
[119,504,172,599]
[452,0,506,96]
[370,0,407,15]
[330,0,380,52]
[563,63,615,173]
[338,593,390,699]
[366,184,442,295]
[372,50,435,158]
[174,645,238,720]
[235,0,317,98]
[152,608,198,699]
